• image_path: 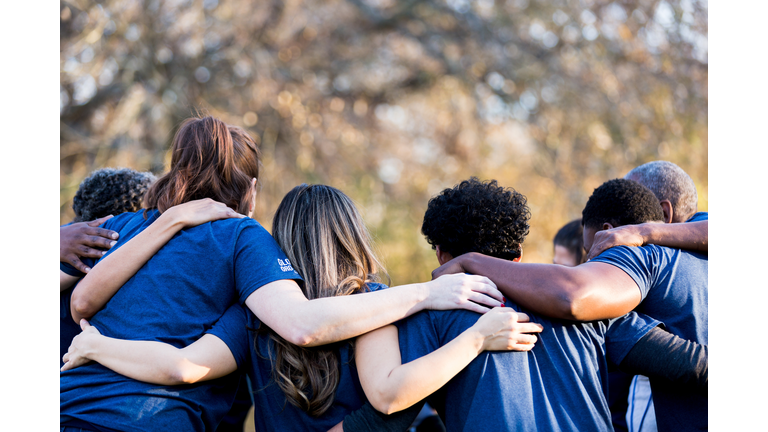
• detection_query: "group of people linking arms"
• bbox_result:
[60,115,707,432]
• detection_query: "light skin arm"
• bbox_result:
[355,307,543,414]
[245,273,505,347]
[586,220,707,261]
[70,199,245,322]
[61,320,237,385]
[432,252,641,321]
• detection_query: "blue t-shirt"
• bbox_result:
[686,211,708,223]
[591,244,707,432]
[60,287,80,368]
[60,209,302,432]
[395,300,660,432]
[211,282,388,431]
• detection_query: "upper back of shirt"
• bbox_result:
[396,301,655,432]
[60,209,302,432]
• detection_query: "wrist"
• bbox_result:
[465,325,488,354]
[158,207,187,231]
[415,282,432,312]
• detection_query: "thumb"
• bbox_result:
[80,319,91,331]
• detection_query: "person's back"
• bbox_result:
[582,179,708,431]
[590,243,707,431]
[60,209,299,431]
[397,301,660,431]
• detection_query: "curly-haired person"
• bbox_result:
[431,178,708,432]
[72,168,156,222]
[421,178,530,262]
[354,177,706,432]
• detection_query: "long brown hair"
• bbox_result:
[144,116,260,215]
[263,184,388,416]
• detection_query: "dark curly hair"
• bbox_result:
[553,219,586,265]
[421,177,530,261]
[581,179,664,230]
[72,168,157,222]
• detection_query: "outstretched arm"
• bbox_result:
[355,308,543,414]
[61,320,237,385]
[586,220,707,261]
[432,252,641,321]
[245,273,505,348]
[70,199,244,322]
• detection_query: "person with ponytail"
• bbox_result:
[62,184,541,431]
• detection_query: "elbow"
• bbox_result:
[71,295,97,320]
[367,393,401,416]
[282,326,317,347]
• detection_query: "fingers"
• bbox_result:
[459,301,494,315]
[509,342,536,352]
[511,333,539,345]
[64,255,91,274]
[515,322,544,334]
[76,244,110,259]
[80,319,91,331]
[84,226,120,242]
[467,292,506,309]
[86,215,114,227]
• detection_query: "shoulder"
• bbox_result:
[103,209,151,231]
[363,282,389,293]
[686,211,708,222]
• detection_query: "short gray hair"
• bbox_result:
[624,161,698,221]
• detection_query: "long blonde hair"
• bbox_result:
[263,184,388,416]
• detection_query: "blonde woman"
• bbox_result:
[63,184,542,431]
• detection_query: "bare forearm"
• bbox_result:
[251,283,429,347]
[78,335,194,385]
[644,221,707,253]
[373,329,484,414]
[458,253,639,321]
[70,213,183,322]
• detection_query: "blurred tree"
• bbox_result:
[60,0,707,284]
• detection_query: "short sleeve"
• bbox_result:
[686,212,708,222]
[233,222,303,304]
[605,311,662,365]
[395,311,441,364]
[590,246,657,301]
[205,304,250,369]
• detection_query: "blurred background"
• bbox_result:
[60,0,708,285]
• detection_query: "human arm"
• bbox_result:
[61,319,238,385]
[70,199,244,322]
[619,326,707,396]
[432,252,641,321]
[354,308,543,414]
[60,216,120,274]
[245,273,505,347]
[586,220,708,260]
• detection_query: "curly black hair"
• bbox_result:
[581,179,664,230]
[72,168,157,222]
[421,177,530,261]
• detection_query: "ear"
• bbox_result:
[435,245,453,266]
[513,247,523,262]
[659,200,673,224]
[601,222,615,231]
[247,178,258,217]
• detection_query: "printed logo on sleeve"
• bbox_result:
[278,258,295,273]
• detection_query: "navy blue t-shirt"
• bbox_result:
[396,300,660,432]
[591,242,707,432]
[210,282,388,431]
[60,209,302,432]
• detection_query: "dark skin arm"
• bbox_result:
[432,252,641,321]
[587,220,707,261]
[60,215,119,274]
